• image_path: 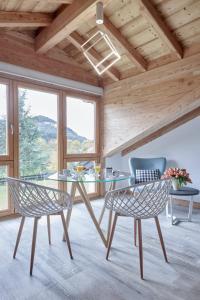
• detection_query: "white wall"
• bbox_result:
[106,116,200,201]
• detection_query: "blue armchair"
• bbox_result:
[129,157,166,185]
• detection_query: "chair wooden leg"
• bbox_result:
[60,211,73,259]
[154,216,168,263]
[106,213,118,260]
[13,216,25,259]
[47,215,51,245]
[30,217,39,276]
[138,219,144,280]
[63,208,72,242]
[134,218,137,247]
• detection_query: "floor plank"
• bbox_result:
[0,200,199,300]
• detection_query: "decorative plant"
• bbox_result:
[162,168,192,189]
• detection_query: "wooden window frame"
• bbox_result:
[0,77,14,162]
[0,74,102,217]
[63,90,101,199]
[64,90,101,159]
[13,81,62,179]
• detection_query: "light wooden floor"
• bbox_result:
[0,200,200,300]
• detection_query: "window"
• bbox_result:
[0,76,101,217]
[0,83,8,156]
[0,165,8,211]
[0,79,13,216]
[64,94,100,198]
[66,97,96,154]
[18,86,58,189]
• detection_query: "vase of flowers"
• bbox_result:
[162,168,192,190]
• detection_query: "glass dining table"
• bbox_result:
[49,170,131,247]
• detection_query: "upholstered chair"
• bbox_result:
[129,157,167,185]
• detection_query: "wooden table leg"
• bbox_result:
[98,181,114,226]
[106,181,116,247]
[63,182,76,242]
[77,182,107,247]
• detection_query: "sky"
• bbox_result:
[20,88,95,140]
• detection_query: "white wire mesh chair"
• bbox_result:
[7,177,73,275]
[105,179,172,279]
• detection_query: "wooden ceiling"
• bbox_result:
[0,0,200,86]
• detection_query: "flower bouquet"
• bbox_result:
[162,168,192,190]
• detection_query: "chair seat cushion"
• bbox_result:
[135,169,160,184]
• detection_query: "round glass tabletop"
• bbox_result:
[49,170,131,183]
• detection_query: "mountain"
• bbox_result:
[32,115,87,142]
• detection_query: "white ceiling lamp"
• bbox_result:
[96,1,104,25]
[81,2,121,76]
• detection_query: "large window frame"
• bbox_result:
[0,74,101,216]
[0,77,14,162]
[0,77,14,216]
[64,90,100,160]
[13,80,62,178]
[63,91,101,199]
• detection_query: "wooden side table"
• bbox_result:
[166,187,199,225]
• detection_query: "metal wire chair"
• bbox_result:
[105,179,171,279]
[7,177,73,275]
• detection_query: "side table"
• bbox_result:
[166,187,199,225]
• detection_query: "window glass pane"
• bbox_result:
[66,97,95,154]
[0,165,8,211]
[66,161,96,195]
[18,87,58,188]
[0,84,8,155]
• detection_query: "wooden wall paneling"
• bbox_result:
[104,0,129,18]
[183,34,200,48]
[0,34,100,86]
[99,16,147,71]
[0,12,53,27]
[120,16,149,38]
[155,0,195,18]
[103,52,200,157]
[35,0,112,53]
[122,106,200,156]
[128,27,159,49]
[164,1,200,30]
[139,0,183,58]
[137,38,171,61]
[108,0,140,28]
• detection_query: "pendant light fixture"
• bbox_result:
[96,1,104,24]
[81,1,121,75]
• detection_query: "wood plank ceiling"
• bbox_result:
[0,0,200,86]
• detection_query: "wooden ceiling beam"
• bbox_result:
[0,11,53,27]
[46,0,73,3]
[0,33,100,86]
[139,0,183,59]
[35,0,111,54]
[68,31,120,81]
[98,16,147,71]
